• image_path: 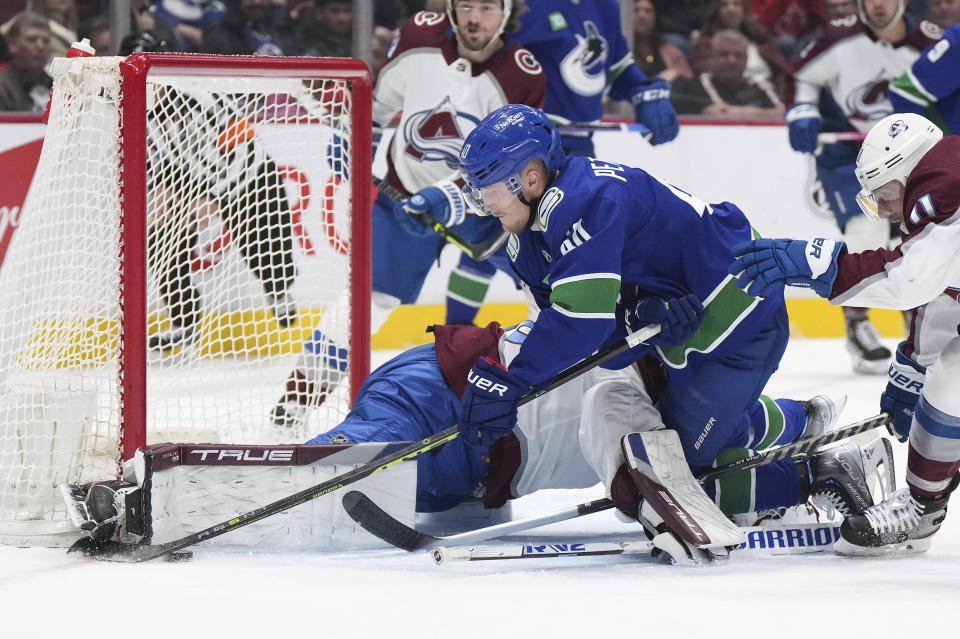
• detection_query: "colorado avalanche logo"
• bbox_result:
[845,72,892,126]
[403,96,481,168]
[888,119,908,138]
[559,21,609,97]
[414,11,445,27]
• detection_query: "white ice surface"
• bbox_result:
[4,337,960,638]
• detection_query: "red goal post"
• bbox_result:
[0,54,371,546]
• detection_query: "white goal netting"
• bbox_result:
[0,55,371,545]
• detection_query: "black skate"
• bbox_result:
[801,438,895,518]
[835,475,958,556]
[148,322,196,352]
[269,292,298,328]
[845,317,891,375]
[270,369,329,428]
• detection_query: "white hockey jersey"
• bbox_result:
[788,16,941,132]
[372,11,546,195]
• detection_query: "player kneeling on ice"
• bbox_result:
[61,311,892,563]
[730,113,960,555]
[453,104,897,561]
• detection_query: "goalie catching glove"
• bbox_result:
[60,480,145,545]
[729,237,844,299]
[392,180,467,237]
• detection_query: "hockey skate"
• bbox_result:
[269,292,298,328]
[270,369,329,428]
[834,476,958,556]
[148,322,196,352]
[801,393,848,438]
[845,317,891,375]
[802,436,896,519]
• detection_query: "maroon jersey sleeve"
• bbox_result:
[486,43,547,109]
[830,137,960,302]
[433,322,505,398]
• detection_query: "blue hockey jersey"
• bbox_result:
[511,0,648,124]
[890,23,960,135]
[505,156,785,388]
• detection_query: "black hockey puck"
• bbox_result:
[163,551,194,562]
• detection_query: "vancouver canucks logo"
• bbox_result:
[558,21,609,97]
[403,96,481,169]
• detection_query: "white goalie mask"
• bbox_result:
[446,0,514,49]
[857,0,906,31]
[854,113,943,220]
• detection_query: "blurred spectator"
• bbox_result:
[652,0,711,61]
[1,0,78,59]
[671,28,784,117]
[77,13,110,54]
[823,0,858,20]
[634,0,694,82]
[289,0,351,57]
[202,0,291,55]
[423,0,445,10]
[369,25,396,82]
[692,0,790,94]
[0,11,52,113]
[375,0,410,29]
[927,0,960,27]
[147,0,226,52]
[751,0,825,59]
[0,31,9,63]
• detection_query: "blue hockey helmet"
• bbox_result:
[458,104,564,215]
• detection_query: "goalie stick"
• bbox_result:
[373,175,509,261]
[431,521,843,564]
[70,324,662,562]
[342,412,891,551]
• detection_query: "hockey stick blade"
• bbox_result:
[343,491,614,551]
[345,413,889,551]
[371,175,508,261]
[77,325,662,562]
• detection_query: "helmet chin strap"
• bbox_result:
[446,0,513,52]
[519,169,558,231]
[858,0,906,32]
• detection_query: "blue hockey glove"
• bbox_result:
[880,342,925,442]
[785,103,821,154]
[459,356,529,447]
[392,180,466,237]
[729,237,845,299]
[630,78,679,145]
[629,294,704,347]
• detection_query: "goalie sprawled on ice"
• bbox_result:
[64,315,894,564]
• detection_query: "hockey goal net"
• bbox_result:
[0,54,371,546]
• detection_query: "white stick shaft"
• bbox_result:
[432,522,842,564]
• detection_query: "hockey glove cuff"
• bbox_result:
[880,342,925,442]
[785,103,822,154]
[729,238,845,299]
[393,180,467,237]
[459,357,529,447]
[630,78,679,145]
[629,293,704,347]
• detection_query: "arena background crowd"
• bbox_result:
[2,1,957,115]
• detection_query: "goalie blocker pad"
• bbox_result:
[74,442,418,551]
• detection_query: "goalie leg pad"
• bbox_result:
[622,430,745,549]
